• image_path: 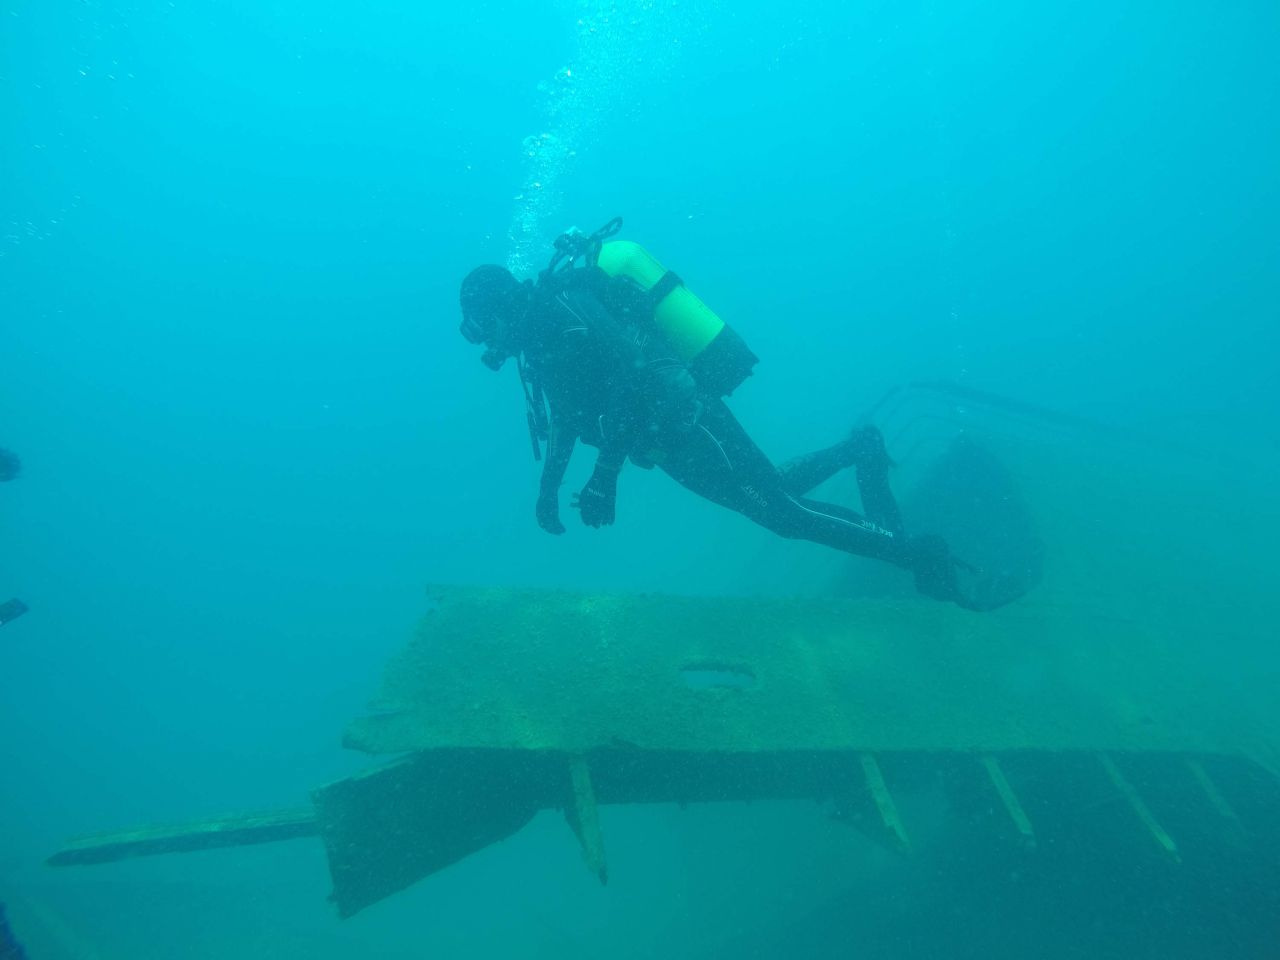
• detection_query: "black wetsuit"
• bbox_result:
[521,267,914,573]
[660,398,908,566]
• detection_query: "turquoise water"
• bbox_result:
[2,1,1278,956]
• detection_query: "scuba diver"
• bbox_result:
[458,219,1008,610]
[0,447,27,629]
[0,903,28,960]
[0,449,28,957]
[0,453,27,960]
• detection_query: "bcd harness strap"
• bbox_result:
[648,270,683,311]
[517,356,548,462]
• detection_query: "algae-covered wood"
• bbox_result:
[343,585,1259,758]
[47,810,318,866]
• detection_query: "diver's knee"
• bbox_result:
[753,504,806,540]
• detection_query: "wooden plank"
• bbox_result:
[566,756,608,884]
[860,753,910,853]
[345,586,1246,759]
[1099,754,1180,862]
[312,755,542,918]
[981,755,1036,847]
[47,809,318,866]
[1187,758,1241,821]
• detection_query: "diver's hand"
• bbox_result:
[572,466,618,528]
[536,489,565,535]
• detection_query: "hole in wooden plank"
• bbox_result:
[680,661,756,690]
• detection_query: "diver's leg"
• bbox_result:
[664,408,994,608]
[774,492,906,563]
[854,459,904,539]
[777,442,856,496]
[655,402,759,513]
[780,426,905,537]
[660,402,909,566]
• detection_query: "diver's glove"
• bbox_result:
[573,464,618,528]
[536,488,565,535]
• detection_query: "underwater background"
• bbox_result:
[2,0,1278,956]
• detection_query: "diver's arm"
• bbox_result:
[594,340,646,474]
[553,285,647,527]
[575,405,635,529]
[594,422,633,474]
[575,367,647,528]
[536,418,575,535]
[541,418,576,492]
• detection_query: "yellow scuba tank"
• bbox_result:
[597,240,758,397]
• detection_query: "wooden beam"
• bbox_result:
[1187,758,1243,824]
[1099,754,1179,862]
[47,809,318,867]
[860,753,910,854]
[565,756,608,884]
[980,755,1035,848]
